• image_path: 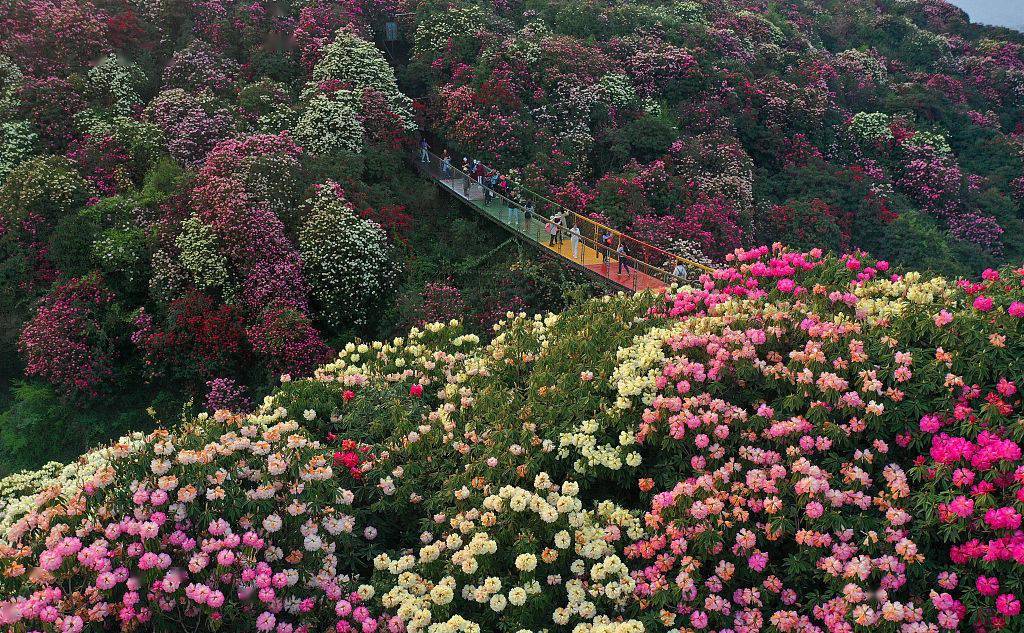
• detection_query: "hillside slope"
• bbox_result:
[2,247,1023,632]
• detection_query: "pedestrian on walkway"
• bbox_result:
[506,193,518,227]
[483,169,494,206]
[617,241,632,276]
[570,223,581,258]
[551,211,565,245]
[440,151,452,178]
[419,139,430,163]
[601,230,613,264]
[523,200,534,231]
[672,260,688,281]
[462,158,471,195]
[546,216,559,246]
[484,170,500,206]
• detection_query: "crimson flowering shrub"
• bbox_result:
[245,305,334,378]
[0,0,113,76]
[17,274,118,398]
[193,135,311,316]
[130,292,250,385]
[65,135,131,197]
[16,76,85,151]
[413,281,466,326]
[144,89,236,167]
[292,3,371,71]
[161,41,241,95]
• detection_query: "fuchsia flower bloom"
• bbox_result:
[984,507,1022,530]
[409,384,423,397]
[973,295,994,311]
[976,576,1000,596]
[920,414,942,433]
[996,594,1021,617]
[1008,302,1024,318]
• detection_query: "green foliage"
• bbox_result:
[875,211,969,277]
[0,156,89,225]
[0,381,148,476]
[606,115,677,168]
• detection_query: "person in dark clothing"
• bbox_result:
[616,241,632,275]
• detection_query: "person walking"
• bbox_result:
[506,193,519,227]
[483,169,494,206]
[523,200,534,231]
[546,216,559,246]
[440,151,452,179]
[570,223,581,258]
[551,211,565,245]
[601,230,613,264]
[462,158,471,195]
[485,170,500,206]
[616,241,632,276]
[419,138,430,163]
[469,160,484,199]
[672,260,688,281]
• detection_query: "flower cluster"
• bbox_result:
[4,249,1024,631]
[299,184,400,328]
[17,274,117,397]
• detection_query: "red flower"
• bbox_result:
[410,384,424,397]
[333,452,359,469]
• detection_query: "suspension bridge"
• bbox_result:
[418,150,713,293]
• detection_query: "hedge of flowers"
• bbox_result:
[3,247,1024,631]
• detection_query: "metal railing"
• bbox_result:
[417,149,708,291]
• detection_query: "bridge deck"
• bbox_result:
[420,152,690,293]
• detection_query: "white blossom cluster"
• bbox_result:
[175,214,230,290]
[88,53,147,116]
[299,186,400,327]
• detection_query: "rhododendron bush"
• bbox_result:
[3,247,1024,632]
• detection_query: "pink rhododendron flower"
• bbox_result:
[973,295,993,311]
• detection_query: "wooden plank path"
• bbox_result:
[418,151,710,293]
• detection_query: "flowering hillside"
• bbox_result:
[408,0,1024,272]
[0,0,580,472]
[2,246,1024,632]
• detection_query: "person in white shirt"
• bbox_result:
[570,224,581,258]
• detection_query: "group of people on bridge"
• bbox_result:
[420,139,689,282]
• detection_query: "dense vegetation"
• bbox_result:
[0,0,599,472]
[0,1,1023,628]
[2,248,1024,632]
[1,0,1023,470]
